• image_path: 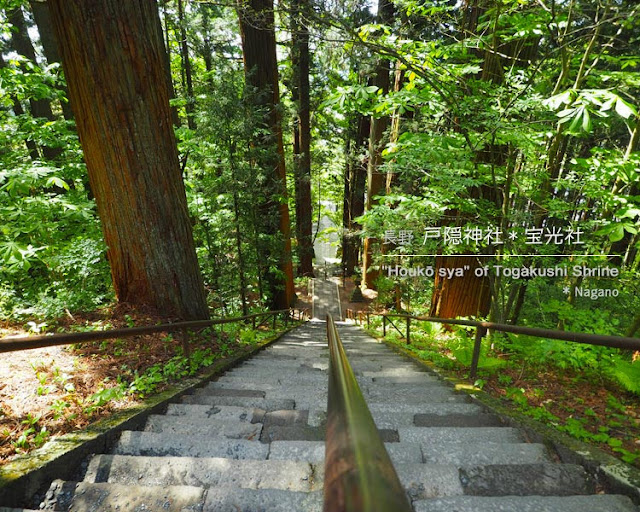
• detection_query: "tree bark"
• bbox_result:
[177,0,197,130]
[429,256,491,318]
[237,0,295,309]
[48,0,209,320]
[362,0,393,289]
[28,0,74,121]
[291,0,314,277]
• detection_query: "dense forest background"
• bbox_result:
[2,0,640,466]
[1,0,639,335]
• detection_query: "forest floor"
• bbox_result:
[336,275,640,468]
[0,293,310,466]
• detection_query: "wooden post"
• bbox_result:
[383,315,387,336]
[273,313,277,330]
[252,315,256,329]
[367,311,370,329]
[285,311,289,327]
[406,316,410,345]
[181,328,190,358]
[470,326,487,380]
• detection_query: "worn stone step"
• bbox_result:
[363,387,467,403]
[215,375,331,386]
[268,440,422,464]
[413,412,503,427]
[207,381,327,392]
[458,463,593,496]
[395,463,590,500]
[39,480,204,512]
[114,431,269,459]
[181,394,295,410]
[369,374,440,384]
[165,403,265,422]
[144,415,262,439]
[203,487,322,512]
[421,442,550,465]
[366,402,482,415]
[84,455,322,492]
[398,426,523,444]
[413,494,638,512]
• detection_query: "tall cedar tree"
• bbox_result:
[291,0,314,277]
[237,0,295,309]
[361,0,393,289]
[48,0,209,320]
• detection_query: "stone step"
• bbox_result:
[398,426,523,444]
[268,440,422,464]
[396,463,591,500]
[421,442,550,465]
[413,494,638,512]
[114,431,269,459]
[413,412,503,427]
[366,402,483,414]
[84,455,322,492]
[181,394,295,410]
[144,415,262,440]
[207,381,327,392]
[39,480,205,512]
[165,403,265,422]
[458,463,593,496]
[203,487,322,512]
[215,375,331,386]
[363,387,467,403]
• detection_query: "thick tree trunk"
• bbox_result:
[429,256,491,318]
[237,0,295,309]
[48,0,209,320]
[291,0,314,277]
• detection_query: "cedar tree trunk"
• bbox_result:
[291,0,314,276]
[237,0,295,309]
[48,0,209,320]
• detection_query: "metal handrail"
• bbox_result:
[347,310,640,378]
[0,308,309,355]
[323,314,412,512]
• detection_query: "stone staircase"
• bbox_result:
[6,320,638,511]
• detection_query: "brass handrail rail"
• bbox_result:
[323,314,412,512]
[0,308,310,354]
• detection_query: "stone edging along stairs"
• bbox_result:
[3,320,640,511]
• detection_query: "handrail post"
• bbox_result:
[367,311,370,329]
[181,328,190,359]
[272,313,277,330]
[383,315,387,336]
[406,316,411,345]
[470,325,487,380]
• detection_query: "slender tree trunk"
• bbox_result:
[177,0,197,130]
[291,0,314,277]
[6,6,61,161]
[362,0,393,289]
[237,0,295,309]
[28,0,74,121]
[49,0,209,320]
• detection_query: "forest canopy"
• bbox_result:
[0,0,639,340]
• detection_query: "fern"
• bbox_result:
[609,360,640,395]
